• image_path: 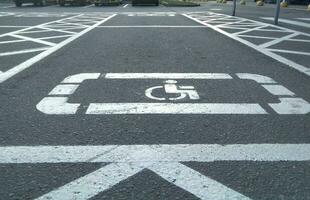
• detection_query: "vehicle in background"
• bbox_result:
[94,0,122,6]
[14,0,56,7]
[58,0,92,6]
[132,0,159,6]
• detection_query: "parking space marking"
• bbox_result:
[1,144,309,200]
[36,73,310,115]
[97,25,206,28]
[183,12,310,76]
[0,14,116,83]
[261,17,310,28]
[125,12,176,17]
[123,3,129,8]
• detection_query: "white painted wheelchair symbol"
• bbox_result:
[145,80,200,101]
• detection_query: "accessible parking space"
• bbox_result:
[0,7,309,200]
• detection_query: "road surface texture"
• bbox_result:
[0,1,309,200]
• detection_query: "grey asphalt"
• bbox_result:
[0,2,309,200]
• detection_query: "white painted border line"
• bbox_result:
[0,14,116,83]
[123,3,129,8]
[183,14,310,76]
[97,25,206,28]
[0,47,49,57]
[1,144,310,163]
[261,17,310,28]
[86,103,267,114]
[105,73,232,79]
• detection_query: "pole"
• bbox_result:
[232,0,237,16]
[274,0,281,25]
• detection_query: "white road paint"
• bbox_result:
[145,80,200,101]
[104,73,232,79]
[48,84,80,95]
[0,47,49,56]
[86,103,267,114]
[123,3,129,7]
[97,25,206,28]
[36,163,146,200]
[36,73,310,115]
[297,18,310,21]
[0,14,116,83]
[1,143,309,199]
[124,12,176,17]
[236,73,276,83]
[261,17,310,28]
[62,73,101,83]
[269,98,310,114]
[1,144,310,163]
[36,97,80,114]
[267,48,310,56]
[261,85,294,96]
[149,162,250,200]
[183,12,310,76]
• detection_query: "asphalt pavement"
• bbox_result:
[0,1,309,200]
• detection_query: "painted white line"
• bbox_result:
[97,25,206,28]
[269,98,310,114]
[149,162,250,200]
[14,143,308,200]
[49,84,80,95]
[0,14,116,83]
[267,49,310,56]
[10,33,56,46]
[261,85,294,96]
[123,3,129,7]
[259,32,299,48]
[86,103,267,114]
[36,163,146,200]
[297,18,310,21]
[105,73,232,79]
[38,35,72,40]
[0,25,31,28]
[236,73,276,83]
[239,35,277,40]
[183,13,310,76]
[62,73,101,83]
[210,8,222,11]
[21,29,53,34]
[1,144,310,163]
[39,27,77,34]
[0,39,26,44]
[261,17,310,28]
[0,47,49,57]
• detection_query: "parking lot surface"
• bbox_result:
[0,2,309,200]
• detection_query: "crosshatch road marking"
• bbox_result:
[183,12,310,76]
[0,14,116,83]
[36,73,310,115]
[1,144,309,200]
